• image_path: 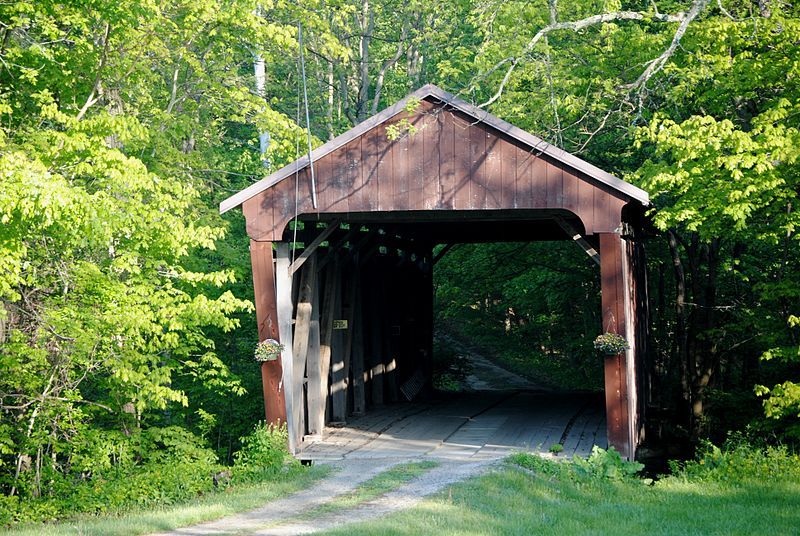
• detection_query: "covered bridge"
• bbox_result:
[220,84,650,460]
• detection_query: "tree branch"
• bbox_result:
[76,23,111,121]
[622,0,710,91]
[479,9,687,108]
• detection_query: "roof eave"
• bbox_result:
[219,84,649,214]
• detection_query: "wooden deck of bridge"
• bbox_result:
[299,391,606,462]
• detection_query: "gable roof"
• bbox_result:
[220,84,649,214]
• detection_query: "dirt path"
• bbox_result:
[250,460,492,535]
[152,458,493,536]
[155,339,602,535]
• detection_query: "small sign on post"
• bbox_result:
[333,319,348,330]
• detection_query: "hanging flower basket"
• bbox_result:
[593,333,629,355]
[255,339,284,362]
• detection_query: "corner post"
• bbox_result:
[249,240,287,426]
[274,242,298,453]
[599,232,633,459]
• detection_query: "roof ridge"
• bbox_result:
[220,84,648,214]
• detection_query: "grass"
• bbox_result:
[320,457,800,535]
[318,460,438,512]
[4,465,331,536]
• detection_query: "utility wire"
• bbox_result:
[298,22,318,209]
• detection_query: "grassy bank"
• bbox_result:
[322,447,800,535]
[5,465,330,536]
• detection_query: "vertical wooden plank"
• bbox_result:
[343,138,362,212]
[243,189,274,242]
[305,265,323,437]
[546,161,564,208]
[599,232,631,459]
[501,138,518,208]
[348,136,369,212]
[408,112,425,210]
[393,120,410,210]
[453,113,472,209]
[516,146,534,209]
[350,270,366,415]
[594,189,612,232]
[341,264,359,415]
[329,260,347,422]
[273,175,297,237]
[291,252,317,444]
[274,242,298,453]
[362,129,379,212]
[484,130,503,209]
[562,169,579,213]
[421,105,440,210]
[531,154,548,208]
[439,109,456,209]
[622,238,639,459]
[469,122,487,209]
[310,257,338,435]
[316,152,335,212]
[376,123,393,211]
[577,174,595,234]
[328,139,357,213]
[382,271,399,404]
[367,266,385,406]
[250,240,287,426]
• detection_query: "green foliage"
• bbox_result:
[592,333,629,355]
[668,439,800,485]
[431,337,473,391]
[435,242,602,391]
[233,422,296,481]
[0,427,221,525]
[571,446,645,482]
[509,447,644,483]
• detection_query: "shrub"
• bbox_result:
[668,439,800,485]
[233,422,295,481]
[572,446,644,481]
[509,446,644,483]
[0,427,223,526]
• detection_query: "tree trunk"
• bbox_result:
[667,230,690,425]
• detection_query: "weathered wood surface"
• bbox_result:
[274,243,299,453]
[249,240,287,426]
[300,392,605,462]
[309,260,339,436]
[242,99,631,242]
[599,232,632,459]
[329,261,347,423]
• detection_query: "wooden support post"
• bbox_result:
[250,240,287,426]
[340,264,359,415]
[304,266,323,438]
[274,243,298,453]
[330,261,347,422]
[292,252,317,446]
[367,267,385,406]
[310,258,339,435]
[599,232,633,459]
[383,265,399,403]
[350,266,366,415]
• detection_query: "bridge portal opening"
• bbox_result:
[220,84,649,459]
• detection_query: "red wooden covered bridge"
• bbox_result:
[220,84,650,460]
